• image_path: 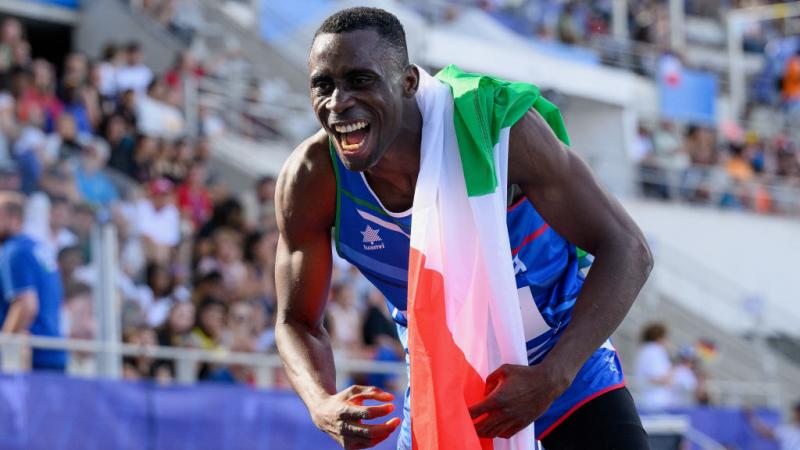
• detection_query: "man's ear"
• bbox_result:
[403,65,420,98]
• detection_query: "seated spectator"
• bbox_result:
[96,44,125,113]
[115,88,138,129]
[57,52,88,102]
[44,112,84,163]
[243,230,277,307]
[23,194,78,255]
[18,59,62,132]
[782,48,800,106]
[136,78,184,139]
[326,282,364,355]
[134,178,181,263]
[121,326,160,380]
[62,282,97,377]
[197,228,249,301]
[241,175,276,231]
[0,18,24,76]
[103,113,136,175]
[157,300,195,348]
[136,262,174,327]
[57,245,85,287]
[73,138,119,207]
[115,42,153,96]
[361,288,403,391]
[176,158,212,230]
[634,322,673,411]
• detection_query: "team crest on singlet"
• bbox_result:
[361,225,385,250]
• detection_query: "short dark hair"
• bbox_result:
[314,7,409,67]
[641,322,668,343]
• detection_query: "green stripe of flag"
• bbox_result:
[435,65,571,197]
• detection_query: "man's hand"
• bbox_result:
[469,364,571,439]
[311,385,402,449]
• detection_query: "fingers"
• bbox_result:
[345,385,394,404]
[473,412,507,438]
[468,396,499,420]
[340,417,401,440]
[341,402,395,420]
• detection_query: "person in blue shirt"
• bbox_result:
[0,191,67,371]
[74,138,119,207]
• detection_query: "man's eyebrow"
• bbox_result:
[345,68,379,78]
[310,73,330,84]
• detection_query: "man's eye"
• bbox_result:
[352,77,372,87]
[313,82,332,93]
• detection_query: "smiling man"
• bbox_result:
[275,7,653,450]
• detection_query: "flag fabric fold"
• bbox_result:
[407,65,567,450]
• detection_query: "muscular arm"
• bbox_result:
[274,134,399,449]
[275,135,341,403]
[509,108,653,382]
[1,291,38,334]
[471,109,653,438]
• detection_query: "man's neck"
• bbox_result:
[364,97,423,194]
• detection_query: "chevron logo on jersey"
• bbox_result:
[361,225,385,251]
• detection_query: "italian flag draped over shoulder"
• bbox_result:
[407,65,569,450]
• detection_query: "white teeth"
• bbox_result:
[334,121,368,133]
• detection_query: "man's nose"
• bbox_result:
[326,88,354,114]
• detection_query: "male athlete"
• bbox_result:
[275,7,654,450]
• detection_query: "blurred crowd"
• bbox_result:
[0,17,402,387]
[634,322,711,411]
[633,118,800,215]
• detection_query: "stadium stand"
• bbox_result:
[1,1,799,449]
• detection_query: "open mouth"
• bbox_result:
[333,120,371,152]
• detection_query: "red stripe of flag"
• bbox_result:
[407,249,493,450]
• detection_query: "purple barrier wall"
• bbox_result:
[0,372,402,450]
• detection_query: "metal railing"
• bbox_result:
[0,334,408,391]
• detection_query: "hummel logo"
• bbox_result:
[361,225,385,250]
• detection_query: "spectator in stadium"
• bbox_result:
[634,322,674,411]
[669,346,704,408]
[96,44,124,109]
[134,177,181,263]
[73,138,119,207]
[20,59,62,133]
[137,262,174,327]
[197,228,249,302]
[115,88,138,129]
[157,300,195,348]
[0,191,66,371]
[44,112,83,163]
[23,194,77,255]
[241,175,276,231]
[242,230,277,308]
[57,245,84,288]
[781,49,800,107]
[58,52,88,103]
[103,113,136,175]
[746,401,800,450]
[176,158,212,230]
[135,78,184,139]
[62,282,96,376]
[326,282,364,356]
[556,2,581,45]
[115,42,153,96]
[0,18,24,75]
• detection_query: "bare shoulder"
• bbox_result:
[276,129,336,242]
[507,107,571,188]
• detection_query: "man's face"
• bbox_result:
[0,208,20,241]
[309,29,414,172]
